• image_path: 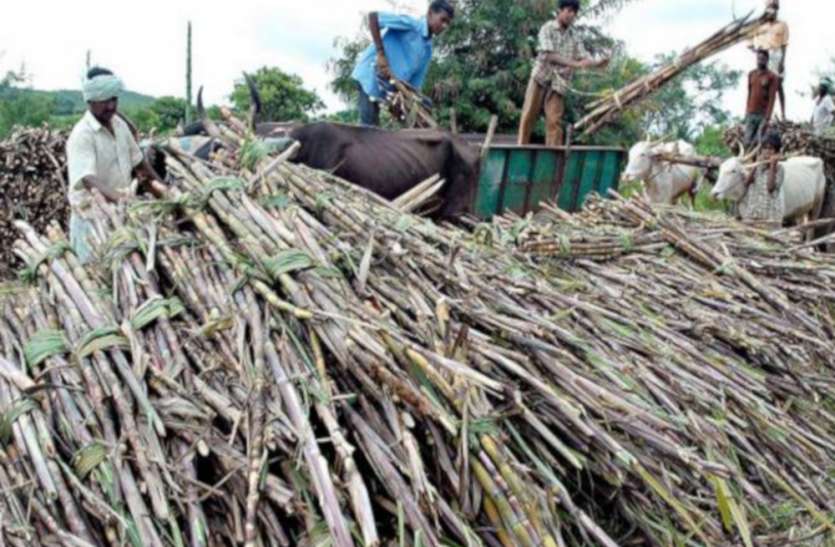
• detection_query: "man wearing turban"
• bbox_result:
[66,67,160,263]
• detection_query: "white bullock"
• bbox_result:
[710,156,827,225]
[621,140,705,205]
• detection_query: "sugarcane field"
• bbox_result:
[3,0,835,545]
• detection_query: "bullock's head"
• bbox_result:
[711,157,749,202]
[621,141,657,183]
[438,136,480,219]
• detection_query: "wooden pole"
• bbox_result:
[481,115,499,163]
[185,21,193,125]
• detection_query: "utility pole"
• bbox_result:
[185,21,193,125]
[85,50,92,71]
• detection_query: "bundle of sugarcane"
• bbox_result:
[2,114,835,547]
[381,79,439,129]
[651,151,723,182]
[725,120,835,163]
[0,127,69,279]
[651,152,722,171]
[574,10,771,138]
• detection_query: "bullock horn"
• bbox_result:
[743,143,760,163]
[244,72,262,131]
[196,86,206,120]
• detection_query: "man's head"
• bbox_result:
[756,49,769,70]
[762,131,782,154]
[83,67,122,125]
[765,0,779,20]
[428,0,454,36]
[557,0,580,27]
[819,81,831,97]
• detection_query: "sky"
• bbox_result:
[1,0,831,123]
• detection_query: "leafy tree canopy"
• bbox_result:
[230,67,325,123]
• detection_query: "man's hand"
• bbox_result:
[376,52,392,80]
[81,176,126,203]
[578,58,609,69]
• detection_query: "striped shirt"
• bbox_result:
[532,21,590,95]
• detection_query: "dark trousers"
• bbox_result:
[356,83,380,127]
[743,113,766,148]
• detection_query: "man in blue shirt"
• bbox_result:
[351,0,454,126]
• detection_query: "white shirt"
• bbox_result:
[812,95,834,135]
[66,111,143,215]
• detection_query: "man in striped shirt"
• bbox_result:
[518,0,608,146]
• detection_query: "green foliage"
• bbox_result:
[0,70,54,138]
[694,125,731,157]
[23,88,154,115]
[230,67,325,123]
[121,107,161,135]
[328,36,369,103]
[150,96,189,132]
[323,109,360,124]
[0,64,157,138]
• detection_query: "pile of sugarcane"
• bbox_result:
[381,79,439,129]
[0,127,69,279]
[2,116,835,547]
[574,10,771,138]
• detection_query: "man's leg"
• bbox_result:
[743,114,763,148]
[356,83,380,126]
[777,78,786,120]
[769,51,787,119]
[544,91,566,147]
[517,77,546,145]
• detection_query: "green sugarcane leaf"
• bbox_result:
[265,250,315,278]
[261,192,292,209]
[24,329,69,367]
[0,399,37,445]
[131,297,185,331]
[74,442,108,479]
[78,334,130,359]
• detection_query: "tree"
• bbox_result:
[150,96,189,132]
[0,68,54,138]
[230,67,325,122]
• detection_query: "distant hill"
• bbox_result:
[0,87,156,116]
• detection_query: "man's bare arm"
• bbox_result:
[765,77,779,121]
[369,12,392,79]
[540,52,608,69]
[132,160,168,199]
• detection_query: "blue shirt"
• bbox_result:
[352,13,433,100]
